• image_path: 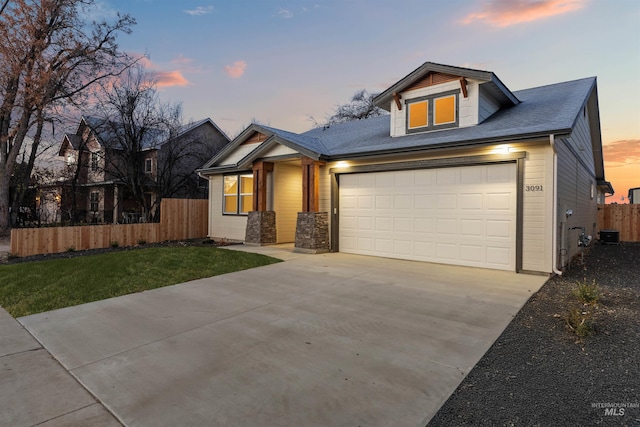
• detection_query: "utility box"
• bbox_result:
[599,229,620,244]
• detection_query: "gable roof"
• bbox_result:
[374,62,520,110]
[200,76,602,175]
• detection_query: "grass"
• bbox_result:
[0,246,281,317]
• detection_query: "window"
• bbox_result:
[90,191,99,212]
[223,174,253,215]
[408,101,428,129]
[434,95,456,125]
[91,152,99,171]
[406,90,459,133]
[145,158,153,174]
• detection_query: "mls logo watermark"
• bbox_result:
[592,402,639,416]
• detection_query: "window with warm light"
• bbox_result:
[408,101,428,129]
[406,90,459,133]
[223,173,253,215]
[434,95,456,125]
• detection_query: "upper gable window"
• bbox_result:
[406,90,459,133]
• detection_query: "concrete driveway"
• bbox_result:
[19,246,547,426]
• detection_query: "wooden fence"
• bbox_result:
[597,204,640,242]
[10,198,208,257]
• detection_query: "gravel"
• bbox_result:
[428,242,640,426]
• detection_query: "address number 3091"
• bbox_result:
[525,185,543,192]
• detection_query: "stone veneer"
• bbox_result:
[245,211,276,245]
[294,211,330,253]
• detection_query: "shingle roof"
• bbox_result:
[297,76,596,158]
[200,76,597,172]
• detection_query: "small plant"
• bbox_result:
[67,246,76,252]
[137,239,147,245]
[110,241,119,248]
[201,238,215,245]
[565,305,592,337]
[7,252,19,260]
[574,279,599,305]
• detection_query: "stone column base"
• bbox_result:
[294,212,330,253]
[245,211,276,245]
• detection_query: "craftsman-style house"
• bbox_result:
[198,62,613,274]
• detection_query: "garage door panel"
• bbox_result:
[375,195,392,209]
[461,167,485,184]
[357,195,373,209]
[486,193,512,211]
[414,193,434,209]
[460,193,483,210]
[436,218,457,234]
[460,219,483,236]
[339,165,516,271]
[460,244,484,262]
[436,169,458,185]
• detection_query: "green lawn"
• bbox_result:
[0,246,281,317]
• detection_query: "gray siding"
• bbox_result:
[478,88,501,123]
[555,109,598,268]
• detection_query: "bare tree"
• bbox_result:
[90,66,183,220]
[311,89,387,128]
[0,0,135,235]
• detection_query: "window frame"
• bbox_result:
[90,191,100,212]
[406,89,460,133]
[144,158,153,174]
[90,152,99,171]
[222,173,254,216]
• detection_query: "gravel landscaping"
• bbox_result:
[429,242,640,426]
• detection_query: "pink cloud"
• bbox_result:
[128,54,191,88]
[461,0,585,27]
[153,71,190,88]
[604,139,640,167]
[225,60,247,79]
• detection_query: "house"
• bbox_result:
[198,62,614,274]
[55,116,230,224]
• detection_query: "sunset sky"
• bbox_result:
[100,0,639,202]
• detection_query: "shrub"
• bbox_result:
[565,305,592,337]
[574,279,599,305]
[137,239,147,245]
[67,246,76,252]
[110,241,119,248]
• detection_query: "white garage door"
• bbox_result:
[339,164,517,270]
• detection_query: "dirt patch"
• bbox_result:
[429,242,640,426]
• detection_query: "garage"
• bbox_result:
[338,163,517,270]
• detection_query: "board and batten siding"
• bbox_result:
[555,108,598,266]
[273,163,302,243]
[208,175,248,241]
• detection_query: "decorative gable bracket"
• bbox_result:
[459,77,468,98]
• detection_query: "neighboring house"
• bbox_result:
[56,116,230,223]
[629,187,640,204]
[198,62,614,274]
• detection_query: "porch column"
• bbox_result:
[252,161,273,212]
[295,157,330,253]
[301,157,322,212]
[245,161,276,245]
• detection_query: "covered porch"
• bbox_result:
[243,156,329,253]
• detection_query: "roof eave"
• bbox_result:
[324,129,571,161]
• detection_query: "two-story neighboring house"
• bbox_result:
[56,116,230,224]
[198,62,614,274]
